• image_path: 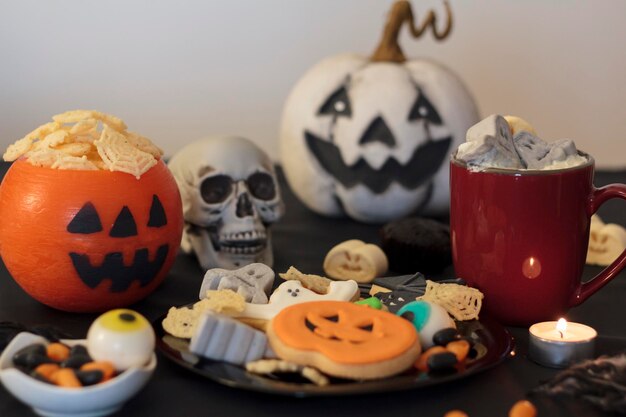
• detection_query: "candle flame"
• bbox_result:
[556,318,567,338]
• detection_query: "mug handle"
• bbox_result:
[570,183,626,306]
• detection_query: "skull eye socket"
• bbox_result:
[318,86,352,118]
[247,172,276,201]
[408,89,442,125]
[200,175,233,204]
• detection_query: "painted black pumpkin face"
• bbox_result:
[67,195,169,292]
[280,56,479,223]
[305,80,452,196]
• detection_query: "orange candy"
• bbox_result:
[34,363,60,381]
[81,361,116,382]
[444,411,469,417]
[446,339,470,362]
[50,368,81,388]
[46,343,70,362]
[414,346,448,372]
[509,400,537,417]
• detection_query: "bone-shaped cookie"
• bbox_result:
[586,215,626,266]
[199,263,274,304]
[323,239,388,283]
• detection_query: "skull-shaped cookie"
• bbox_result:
[168,137,284,269]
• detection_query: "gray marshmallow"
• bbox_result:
[456,114,524,169]
[189,311,276,365]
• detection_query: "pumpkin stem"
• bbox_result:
[370,0,453,63]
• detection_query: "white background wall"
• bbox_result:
[1,0,625,168]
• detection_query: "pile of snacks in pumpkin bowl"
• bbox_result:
[156,264,513,395]
[0,110,183,312]
[0,309,156,417]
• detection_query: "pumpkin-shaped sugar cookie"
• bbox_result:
[267,301,421,380]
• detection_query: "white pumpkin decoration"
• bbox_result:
[280,1,479,223]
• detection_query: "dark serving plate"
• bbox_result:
[154,313,514,397]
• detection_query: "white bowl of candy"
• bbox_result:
[0,310,156,417]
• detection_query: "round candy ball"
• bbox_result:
[397,300,455,348]
[87,309,155,371]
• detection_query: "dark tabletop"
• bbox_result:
[0,162,625,417]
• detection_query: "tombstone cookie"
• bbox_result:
[199,263,274,304]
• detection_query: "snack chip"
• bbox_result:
[3,110,163,178]
[279,266,331,294]
[417,280,484,321]
[162,290,246,338]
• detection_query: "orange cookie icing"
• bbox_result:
[271,300,417,364]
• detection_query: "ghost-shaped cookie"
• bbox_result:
[237,280,359,321]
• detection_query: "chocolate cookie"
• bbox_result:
[380,218,452,273]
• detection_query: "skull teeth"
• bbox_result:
[219,230,266,242]
[220,245,265,255]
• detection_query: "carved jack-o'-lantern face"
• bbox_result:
[267,300,421,379]
[281,58,479,223]
[0,159,183,312]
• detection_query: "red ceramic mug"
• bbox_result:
[450,153,626,326]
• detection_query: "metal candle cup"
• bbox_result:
[528,320,597,368]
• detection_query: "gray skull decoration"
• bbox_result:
[168,137,284,269]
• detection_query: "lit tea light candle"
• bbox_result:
[528,318,597,368]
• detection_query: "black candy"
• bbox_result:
[427,351,458,372]
[76,370,104,386]
[62,344,92,368]
[13,344,53,369]
[433,328,462,346]
[70,345,89,356]
[62,354,92,369]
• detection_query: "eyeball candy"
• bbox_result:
[397,300,455,348]
[87,309,155,371]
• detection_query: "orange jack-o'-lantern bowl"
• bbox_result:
[0,159,183,312]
